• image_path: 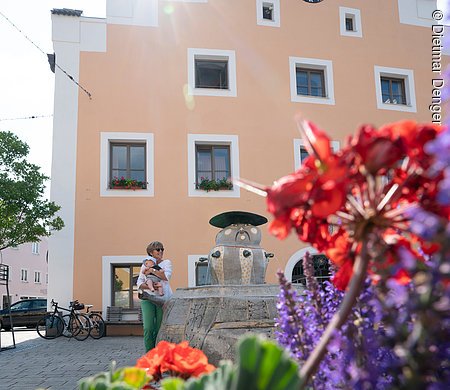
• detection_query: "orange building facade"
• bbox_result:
[48,0,445,315]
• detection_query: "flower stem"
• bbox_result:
[298,241,369,388]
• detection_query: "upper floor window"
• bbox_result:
[294,139,340,171]
[110,142,146,188]
[345,16,354,31]
[188,134,240,198]
[339,7,362,38]
[31,242,39,254]
[195,59,228,90]
[34,271,41,284]
[290,57,335,105]
[21,269,28,282]
[296,68,325,97]
[380,77,406,105]
[195,145,231,188]
[374,66,416,113]
[100,132,154,197]
[256,0,280,27]
[188,49,237,97]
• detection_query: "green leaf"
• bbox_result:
[234,335,301,390]
[0,131,64,250]
[162,361,235,390]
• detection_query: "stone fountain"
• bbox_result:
[155,211,290,365]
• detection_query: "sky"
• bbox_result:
[0,0,106,194]
[0,0,448,197]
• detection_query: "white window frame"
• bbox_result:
[256,0,280,27]
[285,246,318,283]
[374,66,417,113]
[188,255,209,287]
[101,256,143,316]
[188,134,240,198]
[46,273,49,284]
[20,269,28,282]
[31,242,39,254]
[188,48,237,97]
[339,7,362,38]
[100,132,154,197]
[293,139,340,171]
[34,271,41,284]
[289,57,335,105]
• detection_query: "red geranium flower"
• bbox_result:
[259,119,445,290]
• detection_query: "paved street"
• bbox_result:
[0,330,145,390]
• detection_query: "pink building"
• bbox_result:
[48,0,447,315]
[0,238,48,309]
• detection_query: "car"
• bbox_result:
[0,298,47,331]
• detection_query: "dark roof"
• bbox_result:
[209,211,268,228]
[51,8,83,17]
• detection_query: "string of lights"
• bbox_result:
[0,10,92,99]
[0,114,53,122]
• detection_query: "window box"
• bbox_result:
[196,177,233,192]
[110,177,147,190]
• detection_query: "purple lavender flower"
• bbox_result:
[275,253,394,389]
[406,207,441,241]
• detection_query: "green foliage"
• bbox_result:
[162,361,235,390]
[110,176,147,189]
[197,177,233,192]
[78,363,150,390]
[161,336,301,390]
[0,131,64,250]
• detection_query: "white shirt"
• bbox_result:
[137,258,173,299]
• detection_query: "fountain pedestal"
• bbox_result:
[156,284,281,365]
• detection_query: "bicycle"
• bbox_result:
[36,299,91,340]
[82,304,106,339]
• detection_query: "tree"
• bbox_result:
[0,131,64,250]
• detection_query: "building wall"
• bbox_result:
[0,239,48,308]
[50,0,445,314]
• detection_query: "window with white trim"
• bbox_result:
[294,139,340,171]
[256,0,280,27]
[188,255,210,287]
[34,271,41,284]
[289,57,335,105]
[188,134,240,197]
[339,7,362,37]
[20,269,28,282]
[31,242,39,254]
[188,49,237,97]
[100,132,154,197]
[374,66,416,112]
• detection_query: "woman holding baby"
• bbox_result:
[136,241,173,351]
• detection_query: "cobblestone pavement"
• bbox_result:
[0,330,145,390]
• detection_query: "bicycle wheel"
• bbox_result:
[72,313,91,341]
[61,314,79,338]
[36,314,64,339]
[89,313,106,339]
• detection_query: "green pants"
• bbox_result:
[140,299,163,352]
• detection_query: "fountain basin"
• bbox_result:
[156,284,303,365]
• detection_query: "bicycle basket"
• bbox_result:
[72,302,85,310]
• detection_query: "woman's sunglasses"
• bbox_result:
[154,248,164,252]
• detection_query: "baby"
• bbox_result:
[140,257,164,296]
